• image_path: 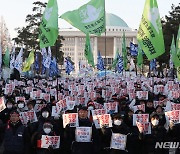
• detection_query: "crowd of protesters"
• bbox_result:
[0,75,180,154]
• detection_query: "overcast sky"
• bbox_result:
[0,0,179,38]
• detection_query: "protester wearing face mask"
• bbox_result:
[31,121,61,154]
[0,99,15,124]
[140,114,168,154]
[0,110,29,154]
[64,106,100,154]
[17,100,26,112]
[101,114,130,154]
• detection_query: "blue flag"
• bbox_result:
[116,55,123,73]
[34,53,40,71]
[97,51,105,71]
[49,57,59,77]
[130,42,138,56]
[65,58,74,75]
[150,59,156,71]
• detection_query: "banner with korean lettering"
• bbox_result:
[133,114,149,126]
[136,122,151,134]
[99,114,112,128]
[110,133,127,150]
[0,97,6,113]
[63,113,79,128]
[165,110,180,124]
[137,0,165,60]
[75,127,92,142]
[41,135,60,149]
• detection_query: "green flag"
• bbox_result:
[60,0,105,36]
[176,25,180,66]
[122,32,127,70]
[137,43,143,68]
[171,36,180,68]
[111,49,119,69]
[84,34,95,68]
[3,48,10,67]
[39,0,58,49]
[137,0,165,60]
[22,50,35,72]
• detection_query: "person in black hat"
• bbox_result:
[64,106,100,154]
[101,113,130,154]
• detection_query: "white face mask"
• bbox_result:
[114,120,122,126]
[42,112,49,118]
[88,106,94,110]
[7,104,13,109]
[18,103,24,109]
[151,119,159,126]
[44,128,51,134]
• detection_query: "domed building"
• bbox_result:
[60,13,138,72]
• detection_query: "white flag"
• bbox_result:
[14,47,23,72]
[10,47,16,70]
[42,47,51,68]
[130,58,135,71]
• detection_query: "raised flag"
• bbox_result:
[176,25,180,67]
[60,0,105,36]
[171,36,180,68]
[122,32,127,70]
[84,34,95,67]
[3,48,10,67]
[49,57,59,77]
[39,0,58,48]
[137,0,165,60]
[34,52,40,71]
[111,49,119,69]
[10,47,16,70]
[116,55,123,73]
[65,57,74,75]
[137,43,143,68]
[129,58,135,71]
[177,67,180,81]
[22,50,35,72]
[130,42,138,56]
[44,47,51,68]
[150,59,156,71]
[97,51,105,71]
[14,47,23,73]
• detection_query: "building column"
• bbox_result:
[74,37,79,73]
[93,36,98,65]
[113,36,117,58]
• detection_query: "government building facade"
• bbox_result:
[60,13,138,72]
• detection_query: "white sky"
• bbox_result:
[0,0,179,38]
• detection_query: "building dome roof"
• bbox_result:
[106,13,129,28]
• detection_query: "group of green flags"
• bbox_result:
[3,0,179,77]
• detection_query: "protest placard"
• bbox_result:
[40,135,60,149]
[104,102,118,114]
[110,133,127,150]
[0,97,6,112]
[165,110,180,124]
[99,114,112,128]
[136,91,148,100]
[133,114,149,126]
[136,122,151,134]
[75,127,92,142]
[63,113,79,128]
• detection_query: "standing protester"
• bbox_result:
[64,106,100,154]
[0,110,29,154]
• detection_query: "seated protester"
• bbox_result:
[64,106,100,154]
[145,100,155,115]
[140,114,168,154]
[31,121,61,154]
[0,99,16,124]
[0,110,29,154]
[101,113,130,154]
[151,105,166,126]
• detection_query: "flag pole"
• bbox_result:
[104,0,107,102]
[55,41,59,101]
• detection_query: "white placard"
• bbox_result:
[110,133,127,150]
[0,97,6,112]
[41,135,60,149]
[75,127,92,142]
[133,114,149,126]
[63,113,79,128]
